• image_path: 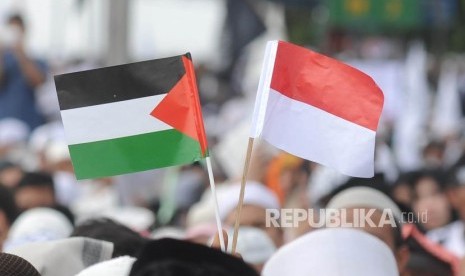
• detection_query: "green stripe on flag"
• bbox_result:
[69,129,202,179]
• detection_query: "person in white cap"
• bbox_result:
[219,181,282,246]
[262,228,399,276]
[3,207,73,250]
[226,226,276,273]
[325,186,410,274]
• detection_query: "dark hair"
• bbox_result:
[71,218,148,258]
[409,170,447,193]
[50,205,75,226]
[130,239,259,276]
[16,172,54,191]
[0,185,18,225]
[7,14,25,29]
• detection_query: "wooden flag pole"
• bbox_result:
[205,156,226,251]
[231,137,255,254]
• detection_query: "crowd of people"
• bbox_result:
[1,9,465,276]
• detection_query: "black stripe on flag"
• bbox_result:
[54,55,186,110]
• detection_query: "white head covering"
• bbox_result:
[28,121,66,154]
[76,256,136,276]
[100,206,155,232]
[4,208,73,251]
[262,228,398,276]
[326,186,403,223]
[0,118,29,146]
[6,237,113,276]
[227,227,276,265]
[219,181,279,221]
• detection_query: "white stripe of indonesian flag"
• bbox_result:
[250,40,384,178]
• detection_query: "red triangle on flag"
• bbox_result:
[150,74,203,153]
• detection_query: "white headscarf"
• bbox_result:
[4,208,73,251]
[76,256,136,276]
[263,228,398,276]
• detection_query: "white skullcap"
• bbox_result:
[44,140,71,165]
[0,118,29,146]
[262,228,398,276]
[6,237,113,276]
[76,256,136,276]
[151,227,186,240]
[29,121,66,153]
[219,181,280,221]
[227,227,276,265]
[4,208,73,251]
[326,186,403,223]
[100,206,155,232]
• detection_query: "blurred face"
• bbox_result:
[225,205,283,247]
[15,186,55,210]
[344,208,396,250]
[0,167,23,188]
[392,183,412,206]
[0,211,9,251]
[344,208,409,274]
[413,177,451,230]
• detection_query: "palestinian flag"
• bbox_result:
[54,54,208,180]
[250,41,384,178]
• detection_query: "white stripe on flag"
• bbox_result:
[261,89,376,177]
[61,94,172,145]
[250,40,278,138]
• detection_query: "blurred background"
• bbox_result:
[1,0,465,273]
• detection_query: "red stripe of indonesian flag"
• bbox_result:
[250,41,384,178]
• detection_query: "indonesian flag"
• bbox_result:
[54,54,208,180]
[250,41,384,178]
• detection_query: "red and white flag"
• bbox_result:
[250,41,384,178]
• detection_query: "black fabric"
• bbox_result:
[129,238,259,276]
[0,253,41,276]
[54,54,187,110]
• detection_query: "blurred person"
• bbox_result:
[6,236,113,276]
[0,252,40,276]
[44,140,88,207]
[428,166,465,258]
[403,224,460,276]
[265,154,311,240]
[0,184,18,250]
[4,207,72,251]
[28,120,66,171]
[0,118,29,161]
[410,170,453,231]
[129,238,259,276]
[0,160,23,188]
[422,140,446,169]
[326,186,409,274]
[14,172,56,210]
[391,173,414,207]
[219,181,283,246]
[0,14,47,130]
[262,228,398,276]
[225,226,276,273]
[98,206,155,233]
[71,218,149,258]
